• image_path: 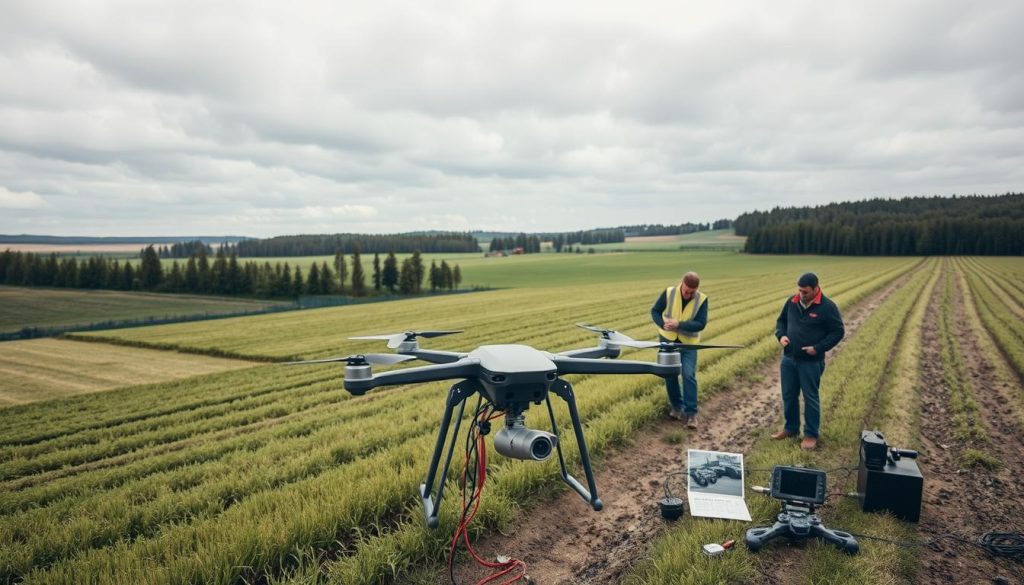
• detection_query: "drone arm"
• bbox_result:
[402,349,467,364]
[344,358,480,393]
[551,356,677,378]
[557,346,621,359]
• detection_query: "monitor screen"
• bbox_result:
[779,468,819,498]
[771,466,826,504]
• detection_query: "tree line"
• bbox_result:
[617,221,732,237]
[736,193,1024,255]
[231,232,480,257]
[0,247,462,299]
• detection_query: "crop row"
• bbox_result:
[625,258,937,585]
[937,265,988,444]
[962,257,1024,316]
[950,259,1024,432]
[1,260,919,583]
[958,259,1024,379]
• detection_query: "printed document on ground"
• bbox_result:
[686,449,752,521]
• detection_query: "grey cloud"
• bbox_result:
[0,0,1021,237]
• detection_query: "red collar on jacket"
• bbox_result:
[791,290,823,305]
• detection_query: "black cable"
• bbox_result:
[847,530,1024,560]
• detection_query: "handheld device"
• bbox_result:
[746,466,859,555]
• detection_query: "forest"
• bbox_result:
[735,193,1023,255]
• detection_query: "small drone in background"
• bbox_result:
[288,323,740,528]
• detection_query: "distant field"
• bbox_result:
[187,249,875,291]
[0,286,287,333]
[0,243,159,254]
[74,253,913,360]
[587,229,745,251]
[0,338,256,406]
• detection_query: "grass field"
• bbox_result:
[158,249,886,291]
[72,253,909,359]
[0,286,286,334]
[1,252,1021,584]
[0,339,256,407]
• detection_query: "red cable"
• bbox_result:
[448,408,527,585]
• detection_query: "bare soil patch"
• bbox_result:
[914,268,1024,584]
[447,273,914,585]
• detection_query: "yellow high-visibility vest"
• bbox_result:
[657,287,707,343]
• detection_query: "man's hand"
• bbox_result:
[663,318,679,330]
[801,346,817,356]
[779,335,790,347]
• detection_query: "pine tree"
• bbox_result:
[398,258,417,294]
[382,251,399,292]
[335,250,347,294]
[185,256,199,292]
[227,252,242,294]
[280,263,293,297]
[168,261,184,292]
[429,260,440,292]
[293,266,304,297]
[440,260,453,290]
[211,247,228,293]
[197,250,211,293]
[411,250,424,293]
[319,262,332,294]
[373,253,382,291]
[307,263,320,294]
[453,265,462,289]
[351,246,366,296]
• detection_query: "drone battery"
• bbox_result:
[857,453,923,522]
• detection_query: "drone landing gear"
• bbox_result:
[547,379,603,512]
[419,379,602,529]
[745,504,859,555]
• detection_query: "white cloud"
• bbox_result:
[0,186,48,209]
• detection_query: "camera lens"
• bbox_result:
[530,436,553,460]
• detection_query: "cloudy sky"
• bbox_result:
[1,1,1021,237]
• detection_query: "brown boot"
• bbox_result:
[800,436,819,450]
[771,429,797,440]
[685,413,698,430]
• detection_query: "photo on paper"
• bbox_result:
[686,449,751,521]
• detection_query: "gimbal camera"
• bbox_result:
[287,324,739,528]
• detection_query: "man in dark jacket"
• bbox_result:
[771,272,844,449]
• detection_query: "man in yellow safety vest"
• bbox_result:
[650,271,708,429]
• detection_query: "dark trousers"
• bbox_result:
[780,355,825,437]
[664,349,698,414]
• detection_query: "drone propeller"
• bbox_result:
[616,340,744,351]
[575,323,637,345]
[350,330,464,349]
[283,353,417,366]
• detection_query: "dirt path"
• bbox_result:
[914,265,1024,584]
[448,272,916,585]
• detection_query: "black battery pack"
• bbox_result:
[857,430,923,522]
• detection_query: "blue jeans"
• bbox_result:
[665,349,698,414]
[780,355,825,437]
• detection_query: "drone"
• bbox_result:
[287,323,740,528]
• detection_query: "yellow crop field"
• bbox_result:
[0,339,257,406]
